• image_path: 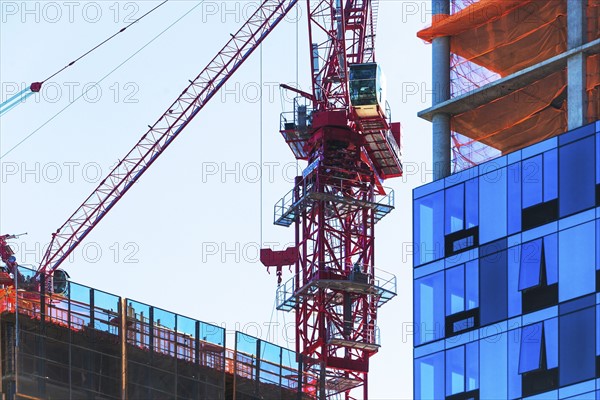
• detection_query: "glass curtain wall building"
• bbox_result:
[414,0,599,398]
[413,121,600,399]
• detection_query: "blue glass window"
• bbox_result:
[519,239,542,290]
[508,245,523,317]
[480,250,508,326]
[519,318,558,374]
[415,271,444,345]
[446,265,464,316]
[543,149,558,201]
[446,184,464,234]
[522,155,543,208]
[415,191,444,265]
[446,180,478,236]
[508,163,522,234]
[446,343,479,396]
[445,261,478,316]
[519,323,542,373]
[597,306,600,358]
[559,136,595,217]
[519,234,558,290]
[522,150,558,208]
[415,352,444,400]
[465,179,478,229]
[479,168,507,244]
[597,220,600,272]
[446,346,465,395]
[560,307,595,386]
[596,133,600,185]
[480,332,508,399]
[508,328,522,399]
[559,222,595,302]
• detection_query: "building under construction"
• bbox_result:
[414,0,599,398]
[0,266,319,399]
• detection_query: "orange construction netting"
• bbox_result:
[418,0,600,167]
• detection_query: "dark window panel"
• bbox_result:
[446,389,479,400]
[445,309,479,338]
[560,307,595,386]
[559,136,595,217]
[445,227,479,257]
[522,199,558,231]
[519,319,559,397]
[521,284,558,315]
[521,368,558,398]
[519,235,559,313]
[480,250,508,326]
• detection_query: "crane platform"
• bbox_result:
[273,178,395,227]
[275,267,397,312]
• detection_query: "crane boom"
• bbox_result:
[35,0,298,278]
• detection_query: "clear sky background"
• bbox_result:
[0,1,433,398]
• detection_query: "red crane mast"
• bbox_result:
[266,1,401,399]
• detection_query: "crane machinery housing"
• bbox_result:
[0,1,401,399]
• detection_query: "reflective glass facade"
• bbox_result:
[413,121,600,399]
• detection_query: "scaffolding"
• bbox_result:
[0,267,317,400]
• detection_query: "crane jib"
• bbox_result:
[35,0,299,277]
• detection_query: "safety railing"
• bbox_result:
[0,266,315,398]
[276,265,397,310]
[274,174,395,226]
[327,323,381,347]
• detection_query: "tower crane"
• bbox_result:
[261,1,401,399]
[1,1,401,399]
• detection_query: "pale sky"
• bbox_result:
[0,1,433,398]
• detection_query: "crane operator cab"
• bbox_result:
[349,63,387,119]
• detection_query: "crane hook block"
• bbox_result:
[30,82,42,93]
[260,247,298,285]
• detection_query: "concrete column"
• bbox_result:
[567,0,588,129]
[432,0,451,179]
